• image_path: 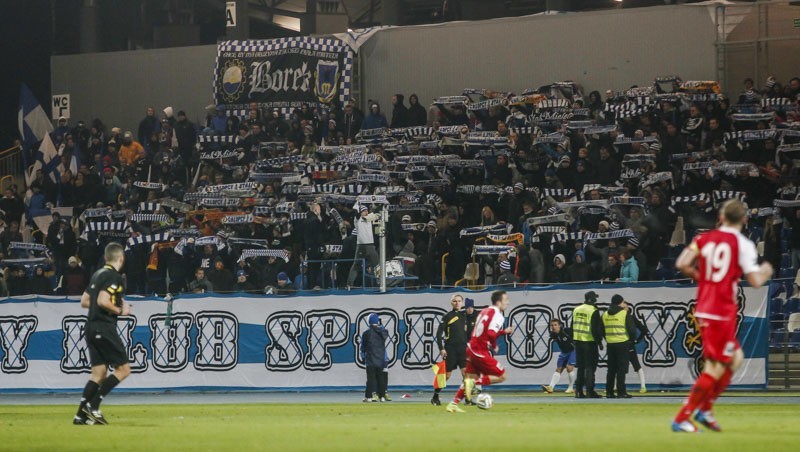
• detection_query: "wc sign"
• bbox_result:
[226,1,236,27]
[52,94,70,120]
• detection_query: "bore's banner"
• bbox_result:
[0,285,767,392]
[215,37,353,111]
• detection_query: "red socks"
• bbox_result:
[452,386,464,404]
[477,375,491,386]
[674,373,716,423]
[700,368,732,412]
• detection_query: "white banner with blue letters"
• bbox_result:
[0,284,767,392]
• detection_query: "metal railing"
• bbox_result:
[0,145,23,183]
[303,258,366,290]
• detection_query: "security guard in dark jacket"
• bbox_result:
[465,297,478,337]
[432,294,468,406]
[572,291,604,398]
[603,294,638,398]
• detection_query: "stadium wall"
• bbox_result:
[51,5,717,131]
[51,44,218,134]
[0,284,768,393]
[359,5,717,110]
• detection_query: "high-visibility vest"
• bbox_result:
[602,310,630,344]
[572,304,597,342]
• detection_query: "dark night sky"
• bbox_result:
[0,0,56,150]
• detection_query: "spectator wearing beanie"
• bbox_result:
[407,94,428,126]
[61,256,88,295]
[548,254,568,283]
[496,259,518,286]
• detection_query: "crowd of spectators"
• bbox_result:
[1,73,799,297]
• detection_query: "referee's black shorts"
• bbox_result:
[86,322,129,367]
[445,344,467,372]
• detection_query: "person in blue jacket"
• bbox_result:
[361,103,389,130]
[618,249,639,283]
[361,313,389,402]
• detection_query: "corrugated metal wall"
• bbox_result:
[51,45,217,133]
[360,5,717,109]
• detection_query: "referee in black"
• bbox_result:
[74,243,132,425]
[431,294,468,406]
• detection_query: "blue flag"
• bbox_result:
[17,84,54,167]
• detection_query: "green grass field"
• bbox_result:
[2,399,799,451]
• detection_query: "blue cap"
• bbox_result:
[277,272,289,282]
[236,269,247,278]
[465,298,475,308]
[369,313,380,325]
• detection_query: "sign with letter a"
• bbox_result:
[52,94,70,120]
[226,1,236,27]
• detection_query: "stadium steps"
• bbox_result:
[768,352,800,390]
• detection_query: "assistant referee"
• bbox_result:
[432,294,468,406]
[73,243,132,426]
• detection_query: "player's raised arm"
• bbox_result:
[675,243,699,280]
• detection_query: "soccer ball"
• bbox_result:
[476,393,493,410]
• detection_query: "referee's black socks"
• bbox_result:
[76,381,100,416]
[88,375,121,410]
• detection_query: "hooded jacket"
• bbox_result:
[604,303,638,343]
[390,94,409,128]
[362,104,389,130]
[618,255,639,283]
[361,318,389,368]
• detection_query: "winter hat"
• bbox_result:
[514,182,524,191]
[277,272,289,282]
[500,260,511,271]
[426,220,438,230]
[464,298,475,308]
[236,269,247,278]
[68,256,78,265]
[401,215,412,222]
[598,220,610,230]
[609,221,620,231]
[368,313,380,325]
[611,294,625,305]
[359,204,369,213]
[553,254,565,264]
[574,250,586,262]
[766,76,776,88]
[628,236,640,248]
[163,106,174,118]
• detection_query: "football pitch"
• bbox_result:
[1,393,799,451]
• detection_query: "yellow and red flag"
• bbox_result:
[432,361,447,389]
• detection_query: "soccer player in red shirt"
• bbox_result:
[672,200,772,432]
[447,290,514,413]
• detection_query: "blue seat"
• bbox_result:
[780,267,795,279]
[784,298,800,319]
[770,297,784,320]
[770,328,786,351]
[790,329,800,350]
[781,253,791,269]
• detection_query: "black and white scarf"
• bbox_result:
[130,214,170,223]
[460,223,511,238]
[133,181,166,191]
[126,232,171,250]
[712,190,746,205]
[471,245,516,257]
[238,248,289,262]
[199,198,241,207]
[85,221,130,232]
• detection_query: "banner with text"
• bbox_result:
[215,37,353,112]
[0,285,767,392]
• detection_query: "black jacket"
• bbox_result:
[408,102,427,126]
[436,309,467,350]
[361,325,389,368]
[551,326,575,353]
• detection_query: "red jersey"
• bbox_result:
[467,306,507,357]
[690,225,759,321]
